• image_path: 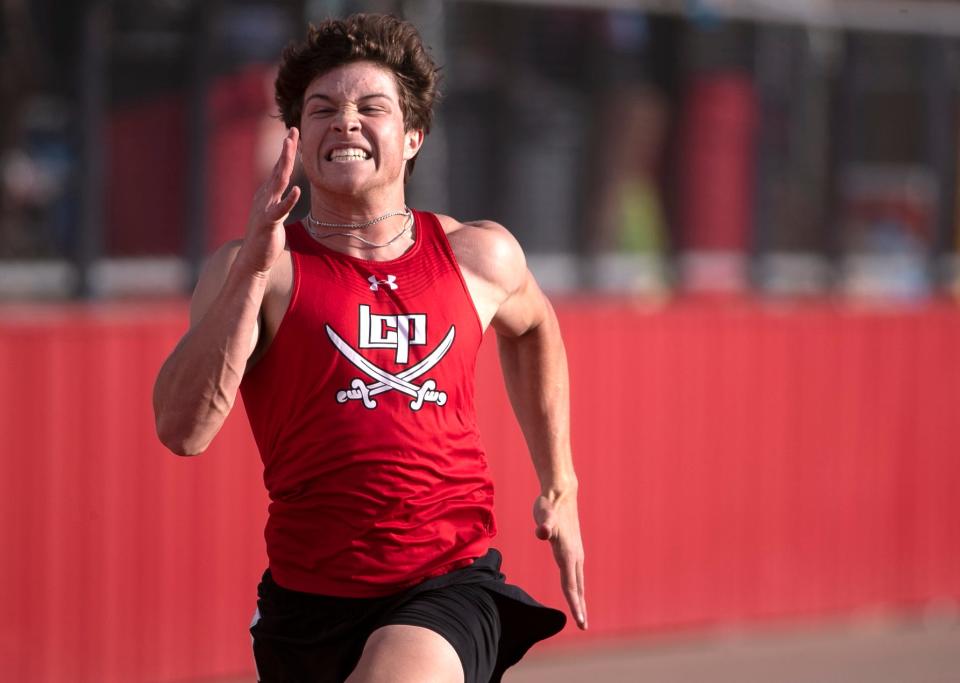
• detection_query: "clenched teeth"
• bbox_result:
[328,148,371,161]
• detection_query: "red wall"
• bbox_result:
[1,299,959,682]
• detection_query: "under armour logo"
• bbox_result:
[368,275,398,291]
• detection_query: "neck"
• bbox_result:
[308,188,408,226]
[307,207,408,230]
[303,205,416,262]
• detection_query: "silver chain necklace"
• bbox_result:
[306,207,409,230]
[304,210,414,249]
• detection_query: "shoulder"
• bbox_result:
[200,237,292,285]
[190,238,291,327]
[190,239,246,324]
[433,213,527,295]
[195,239,265,297]
[207,238,245,265]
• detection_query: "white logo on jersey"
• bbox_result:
[326,305,456,411]
[358,304,425,364]
[368,274,398,291]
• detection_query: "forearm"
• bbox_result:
[153,263,267,455]
[497,303,577,500]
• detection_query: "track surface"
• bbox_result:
[207,615,959,683]
[505,617,959,683]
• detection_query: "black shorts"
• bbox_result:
[250,548,566,683]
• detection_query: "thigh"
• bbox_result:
[345,624,464,683]
[349,583,501,683]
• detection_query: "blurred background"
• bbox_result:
[2,0,960,299]
[1,0,959,682]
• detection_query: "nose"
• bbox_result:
[332,107,360,133]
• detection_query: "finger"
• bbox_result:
[268,130,294,179]
[277,128,300,184]
[266,185,301,223]
[576,558,588,630]
[559,557,586,629]
[563,557,584,628]
[265,129,299,200]
[278,128,299,179]
[280,184,301,213]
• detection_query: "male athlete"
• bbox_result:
[153,13,585,683]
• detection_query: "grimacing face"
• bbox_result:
[297,61,423,199]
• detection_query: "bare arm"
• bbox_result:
[152,244,267,455]
[152,128,301,455]
[494,277,577,501]
[469,223,587,630]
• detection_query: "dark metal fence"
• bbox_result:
[0,0,957,298]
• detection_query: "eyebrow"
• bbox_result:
[304,93,393,104]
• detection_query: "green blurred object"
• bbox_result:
[616,178,666,254]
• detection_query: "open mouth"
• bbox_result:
[326,147,371,162]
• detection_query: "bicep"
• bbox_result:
[188,241,260,356]
[491,268,551,339]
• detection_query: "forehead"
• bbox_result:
[304,61,401,102]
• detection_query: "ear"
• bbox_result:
[403,128,425,161]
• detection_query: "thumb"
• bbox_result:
[533,496,556,540]
[535,516,555,541]
[271,184,301,221]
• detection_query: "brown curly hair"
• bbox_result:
[275,14,441,178]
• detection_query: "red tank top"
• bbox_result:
[239,210,497,597]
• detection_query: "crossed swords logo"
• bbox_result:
[325,324,455,411]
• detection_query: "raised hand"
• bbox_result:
[534,491,587,630]
[236,127,302,276]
